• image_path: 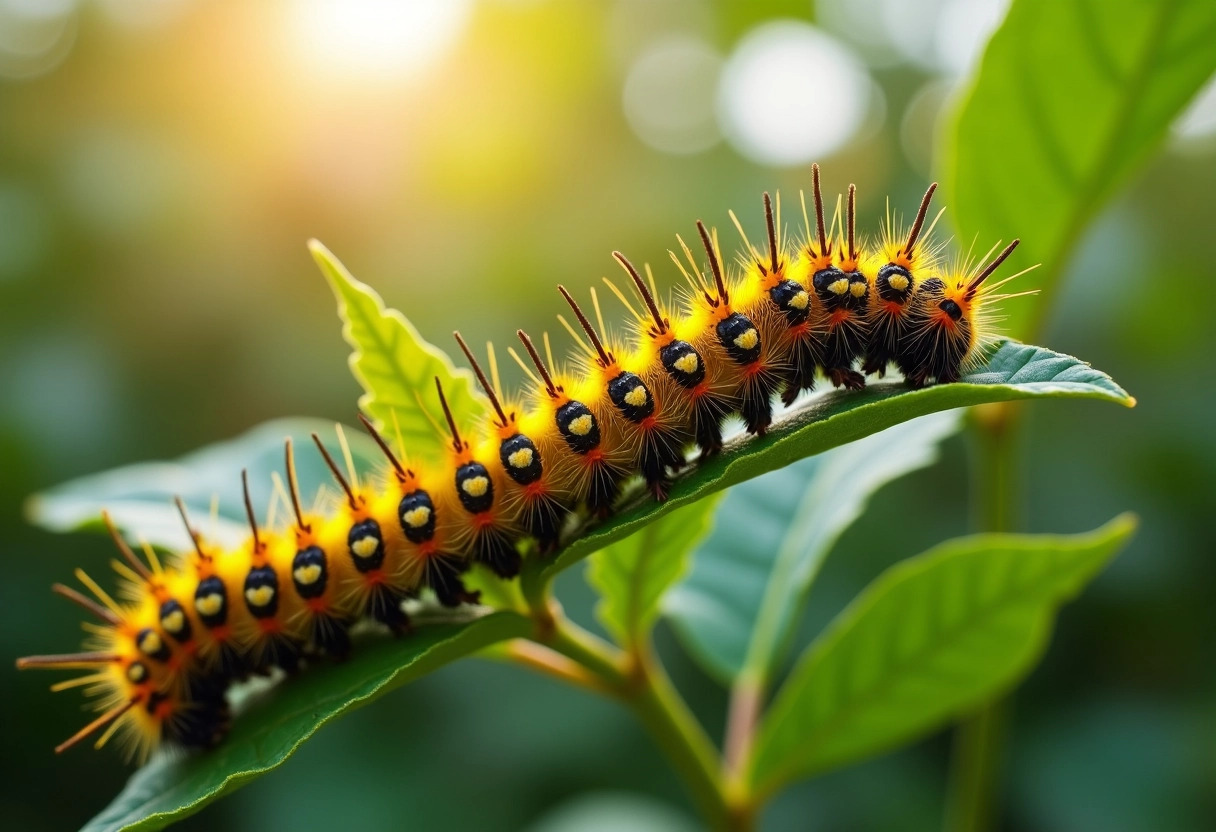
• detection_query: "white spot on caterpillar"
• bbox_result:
[850,280,867,297]
[674,352,699,374]
[160,609,185,634]
[624,385,648,407]
[402,506,431,528]
[829,278,849,295]
[138,631,162,655]
[567,414,593,436]
[733,328,759,350]
[888,273,909,292]
[351,536,379,559]
[127,663,147,684]
[196,593,224,617]
[294,564,322,586]
[461,476,489,498]
[508,447,533,469]
[788,290,809,309]
[245,585,275,607]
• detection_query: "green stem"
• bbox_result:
[945,402,1022,832]
[515,579,738,831]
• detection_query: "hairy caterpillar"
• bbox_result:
[17,166,1033,760]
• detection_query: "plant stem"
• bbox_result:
[945,402,1022,832]
[515,581,739,831]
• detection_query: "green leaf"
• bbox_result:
[664,411,961,687]
[942,0,1216,339]
[26,418,385,551]
[748,514,1138,796]
[540,340,1133,582]
[81,610,531,832]
[310,239,488,465]
[587,493,724,649]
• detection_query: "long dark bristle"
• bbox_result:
[433,377,466,452]
[173,496,206,560]
[558,285,613,366]
[453,331,508,426]
[764,192,779,274]
[696,220,728,303]
[284,438,309,531]
[517,330,557,396]
[812,163,829,257]
[101,510,152,582]
[311,432,358,509]
[357,413,408,481]
[52,584,120,626]
[613,252,666,334]
[903,182,938,257]
[967,239,1021,297]
[17,651,121,669]
[54,698,135,754]
[847,184,858,262]
[241,470,261,552]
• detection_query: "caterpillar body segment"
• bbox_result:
[897,239,1026,387]
[671,221,785,437]
[559,286,690,501]
[606,253,735,456]
[433,378,524,580]
[791,164,869,392]
[512,329,633,516]
[19,167,1036,761]
[861,182,944,379]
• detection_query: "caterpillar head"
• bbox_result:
[870,182,943,311]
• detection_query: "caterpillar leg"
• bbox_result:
[778,328,821,407]
[585,458,623,517]
[424,554,479,607]
[309,614,353,660]
[366,583,412,635]
[639,427,687,502]
[861,348,892,378]
[690,391,734,455]
[167,685,231,749]
[473,527,522,579]
[739,368,783,434]
[826,366,866,390]
[519,492,567,552]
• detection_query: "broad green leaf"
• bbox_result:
[664,411,961,687]
[749,514,1137,796]
[587,493,724,649]
[81,610,531,832]
[540,340,1133,581]
[942,0,1216,339]
[310,239,488,465]
[26,418,385,550]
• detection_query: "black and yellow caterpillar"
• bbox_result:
[17,165,1030,760]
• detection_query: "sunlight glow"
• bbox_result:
[289,0,472,83]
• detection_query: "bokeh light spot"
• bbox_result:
[0,0,76,79]
[717,21,871,167]
[622,36,722,156]
[288,0,472,84]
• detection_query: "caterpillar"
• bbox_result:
[16,165,1033,760]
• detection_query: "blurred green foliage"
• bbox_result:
[3,0,1215,830]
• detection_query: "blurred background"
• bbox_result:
[2,1,1213,829]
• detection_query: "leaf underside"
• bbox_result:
[664,411,962,686]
